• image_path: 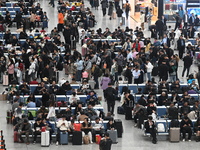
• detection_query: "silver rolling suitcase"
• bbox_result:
[41,131,50,147]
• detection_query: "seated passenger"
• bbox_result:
[81,118,93,144]
[170,92,180,105]
[49,81,59,94]
[180,116,193,141]
[33,118,45,144]
[138,95,148,106]
[180,102,191,117]
[84,104,97,119]
[27,99,36,108]
[167,103,179,119]
[157,91,168,106]
[158,80,169,94]
[18,119,32,145]
[27,93,35,102]
[37,106,49,119]
[190,80,200,93]
[86,91,98,106]
[144,81,157,94]
[69,92,80,106]
[188,87,197,94]
[144,116,157,144]
[171,80,182,94]
[56,115,71,146]
[80,80,91,94]
[107,119,115,131]
[180,91,191,105]
[147,102,157,116]
[92,117,105,142]
[19,82,30,95]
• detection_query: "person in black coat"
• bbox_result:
[189,13,195,27]
[188,26,195,38]
[144,116,157,144]
[174,13,181,31]
[125,66,133,84]
[63,26,71,45]
[116,6,123,25]
[180,116,193,141]
[155,17,164,39]
[195,14,199,27]
[182,53,193,77]
[158,61,169,81]
[104,83,117,115]
[183,12,189,29]
[106,119,115,130]
[15,11,22,29]
[177,35,185,59]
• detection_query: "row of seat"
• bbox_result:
[21,106,104,117]
[143,119,197,136]
[134,94,199,103]
[15,94,88,104]
[21,120,109,138]
[118,83,189,94]
[4,2,29,7]
[1,32,51,38]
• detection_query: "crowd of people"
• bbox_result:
[3,0,200,148]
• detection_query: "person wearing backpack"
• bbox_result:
[144,116,157,144]
[104,83,117,115]
[123,1,131,19]
[91,63,101,89]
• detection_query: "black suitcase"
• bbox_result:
[117,106,124,114]
[125,107,132,120]
[72,131,82,145]
[114,119,123,138]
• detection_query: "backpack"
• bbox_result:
[28,111,33,120]
[98,68,103,77]
[157,123,165,132]
[96,56,101,66]
[170,120,180,128]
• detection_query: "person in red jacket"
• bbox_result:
[132,40,141,52]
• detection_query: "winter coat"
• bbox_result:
[101,77,111,90]
[108,2,114,16]
[94,0,99,7]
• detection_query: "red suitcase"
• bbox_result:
[14,131,19,142]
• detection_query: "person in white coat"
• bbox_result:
[145,59,153,81]
[140,11,145,30]
[174,28,182,50]
[28,58,36,82]
[47,102,56,121]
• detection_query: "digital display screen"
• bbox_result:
[187,8,200,16]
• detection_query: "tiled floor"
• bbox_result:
[0,0,200,150]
